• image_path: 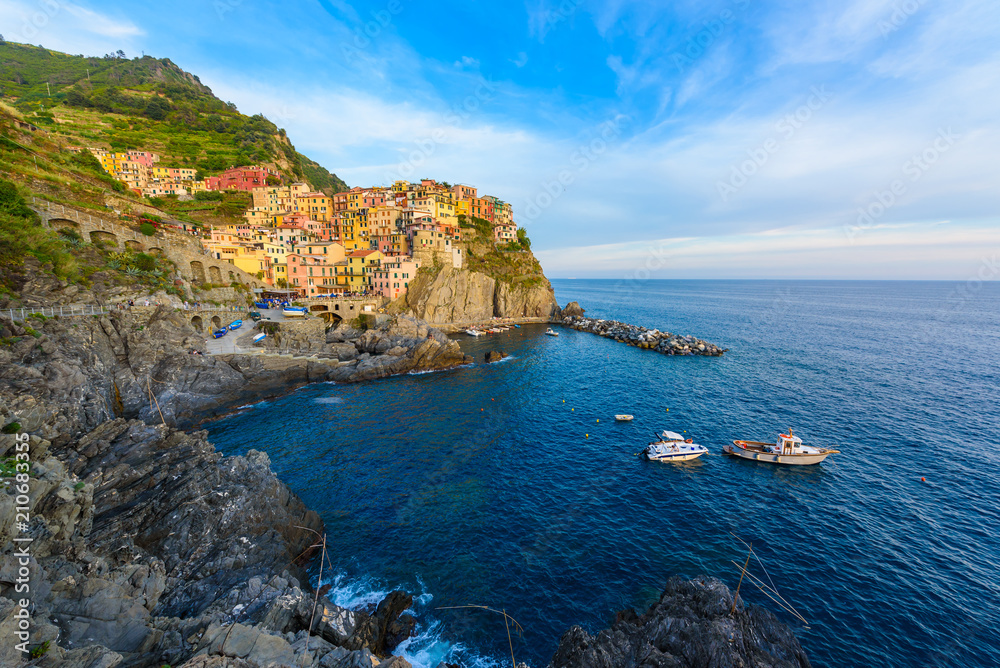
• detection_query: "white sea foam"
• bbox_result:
[317,572,500,668]
[314,396,345,405]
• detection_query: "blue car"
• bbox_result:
[212,328,228,339]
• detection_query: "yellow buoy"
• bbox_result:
[586,434,589,438]
[571,408,574,411]
[596,419,599,423]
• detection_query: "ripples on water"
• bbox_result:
[206,280,1000,668]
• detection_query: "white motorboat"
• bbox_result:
[615,414,634,421]
[723,430,839,466]
[466,329,485,336]
[283,306,308,318]
[643,430,708,462]
[544,328,559,336]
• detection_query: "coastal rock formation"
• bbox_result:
[0,308,472,435]
[485,350,507,363]
[549,576,810,668]
[561,316,727,357]
[560,301,585,318]
[0,396,418,667]
[390,264,558,325]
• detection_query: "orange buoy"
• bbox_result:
[921,477,926,482]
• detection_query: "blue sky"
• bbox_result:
[3,0,1000,278]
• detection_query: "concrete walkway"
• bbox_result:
[203,308,291,354]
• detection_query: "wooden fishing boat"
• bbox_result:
[723,430,839,465]
[282,306,308,318]
[212,328,227,339]
[228,319,242,331]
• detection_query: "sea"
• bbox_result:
[204,280,1000,668]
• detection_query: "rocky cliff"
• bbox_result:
[549,576,810,668]
[390,263,558,325]
[0,304,462,667]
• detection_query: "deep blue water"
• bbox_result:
[205,280,1000,668]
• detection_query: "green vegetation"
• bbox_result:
[29,641,51,659]
[0,456,30,477]
[1,422,21,434]
[0,42,347,193]
[0,178,80,283]
[139,222,155,235]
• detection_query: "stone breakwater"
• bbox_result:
[560,315,727,356]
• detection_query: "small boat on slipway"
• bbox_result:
[282,306,308,318]
[723,430,839,465]
[643,431,708,462]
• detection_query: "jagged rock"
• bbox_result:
[344,591,415,657]
[560,301,585,318]
[485,350,507,363]
[328,343,360,361]
[548,577,810,668]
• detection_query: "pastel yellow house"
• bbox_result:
[339,249,383,292]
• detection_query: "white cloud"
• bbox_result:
[0,0,143,54]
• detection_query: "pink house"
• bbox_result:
[371,256,421,301]
[206,165,279,191]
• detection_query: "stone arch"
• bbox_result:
[310,304,329,312]
[190,315,203,332]
[208,265,223,283]
[319,312,342,324]
[125,240,144,251]
[211,315,222,329]
[190,261,207,283]
[334,303,340,311]
[227,271,235,283]
[90,230,118,247]
[148,247,164,256]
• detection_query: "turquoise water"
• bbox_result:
[206,280,1000,667]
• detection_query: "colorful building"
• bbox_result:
[372,256,421,300]
[206,165,279,191]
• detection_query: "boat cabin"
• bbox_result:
[776,433,803,454]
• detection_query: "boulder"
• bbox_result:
[548,576,810,668]
[485,350,507,363]
[561,301,585,318]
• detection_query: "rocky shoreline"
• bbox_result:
[549,576,810,668]
[557,302,727,357]
[0,294,805,667]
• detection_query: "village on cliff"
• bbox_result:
[85,149,524,302]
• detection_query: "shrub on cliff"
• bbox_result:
[0,179,79,282]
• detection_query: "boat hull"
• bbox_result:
[723,442,833,465]
[647,451,706,462]
[283,309,307,318]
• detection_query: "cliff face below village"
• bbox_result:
[390,243,560,326]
